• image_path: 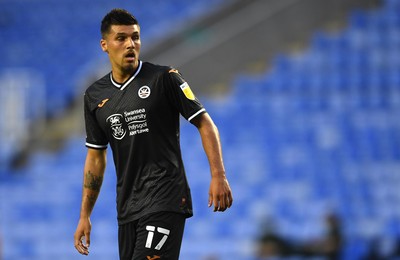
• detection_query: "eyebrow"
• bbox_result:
[114,31,139,36]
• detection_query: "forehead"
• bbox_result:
[109,24,140,36]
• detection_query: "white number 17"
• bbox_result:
[145,225,170,250]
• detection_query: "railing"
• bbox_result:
[0,69,45,169]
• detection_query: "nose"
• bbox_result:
[127,38,135,49]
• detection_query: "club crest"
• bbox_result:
[106,114,126,140]
[138,86,151,99]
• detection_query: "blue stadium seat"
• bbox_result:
[2,1,400,259]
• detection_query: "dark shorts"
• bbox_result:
[118,211,186,260]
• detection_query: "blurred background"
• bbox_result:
[1,0,400,259]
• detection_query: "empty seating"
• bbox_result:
[1,0,400,259]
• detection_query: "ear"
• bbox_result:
[100,39,108,53]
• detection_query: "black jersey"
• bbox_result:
[84,61,205,225]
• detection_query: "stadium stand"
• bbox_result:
[0,0,231,116]
[0,0,232,170]
[2,0,400,259]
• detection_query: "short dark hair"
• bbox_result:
[101,8,139,37]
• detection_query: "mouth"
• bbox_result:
[125,52,136,62]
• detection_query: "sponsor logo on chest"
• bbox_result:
[106,109,150,140]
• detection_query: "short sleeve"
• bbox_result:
[84,93,108,149]
[164,69,206,122]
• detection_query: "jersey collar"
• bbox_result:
[110,60,143,90]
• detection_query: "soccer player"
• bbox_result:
[73,8,233,260]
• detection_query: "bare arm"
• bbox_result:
[192,113,233,212]
[74,148,107,255]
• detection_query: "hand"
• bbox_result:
[208,175,233,212]
[74,217,91,255]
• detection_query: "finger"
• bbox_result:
[84,231,91,248]
[76,236,90,255]
[75,241,88,255]
[213,195,219,212]
[76,245,89,255]
[208,193,213,208]
[228,192,233,208]
[82,234,90,254]
[79,243,89,255]
[74,235,84,253]
[218,195,226,212]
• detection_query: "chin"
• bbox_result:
[122,63,137,73]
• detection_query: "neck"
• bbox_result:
[111,61,140,83]
[111,69,133,84]
[112,72,130,84]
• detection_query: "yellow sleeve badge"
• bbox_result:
[179,82,195,100]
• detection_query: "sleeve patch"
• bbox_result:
[179,82,195,100]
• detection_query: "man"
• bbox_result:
[74,8,233,260]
